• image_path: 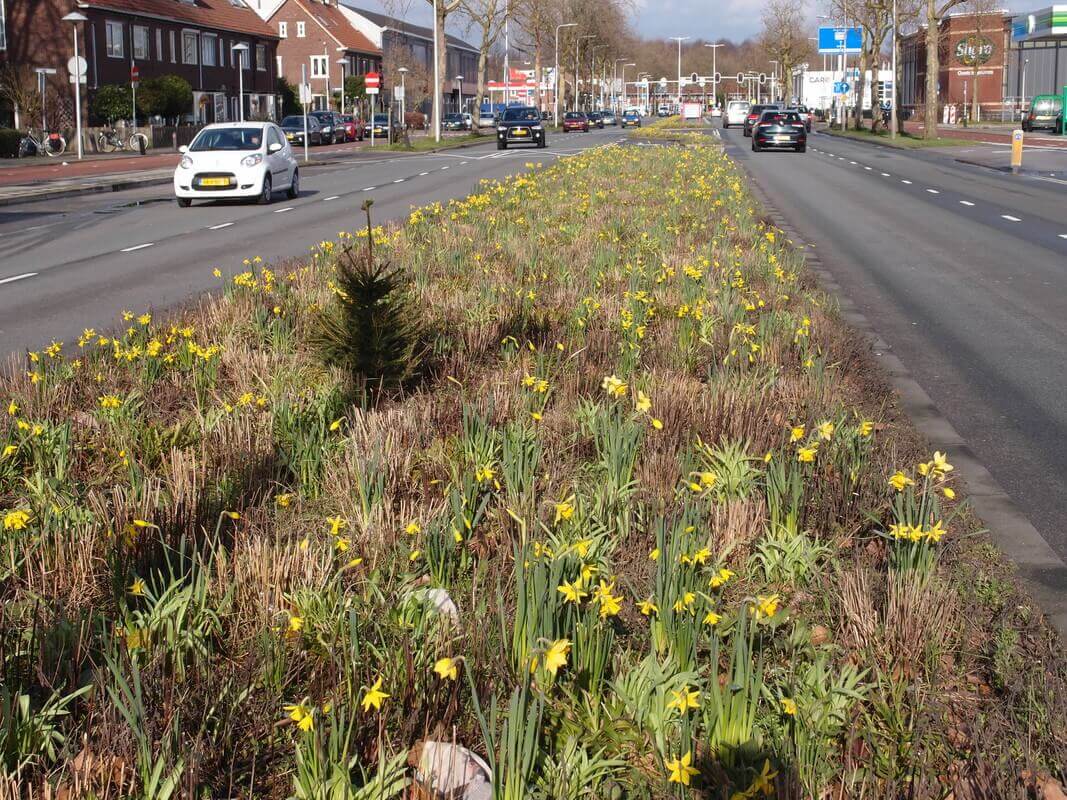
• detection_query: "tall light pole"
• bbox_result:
[704,43,723,107]
[336,56,348,116]
[613,58,629,113]
[398,66,408,128]
[231,42,249,121]
[1020,58,1029,121]
[554,22,576,124]
[769,60,779,102]
[63,11,88,160]
[890,0,898,138]
[590,45,605,110]
[619,62,635,112]
[575,35,594,111]
[432,0,441,142]
[454,75,464,113]
[670,36,689,109]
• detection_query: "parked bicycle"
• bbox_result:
[97,129,150,153]
[18,129,66,158]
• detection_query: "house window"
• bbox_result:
[310,55,327,78]
[278,21,287,38]
[182,30,198,65]
[201,32,217,66]
[296,21,305,37]
[169,30,176,62]
[236,42,250,69]
[105,20,124,58]
[276,55,283,75]
[0,0,6,51]
[133,25,150,60]
[155,29,162,61]
[256,44,266,71]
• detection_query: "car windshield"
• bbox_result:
[190,127,263,152]
[624,111,639,117]
[503,108,540,121]
[340,116,354,123]
[444,114,462,121]
[1034,99,1062,112]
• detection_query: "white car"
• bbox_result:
[723,100,751,128]
[174,122,299,208]
[710,106,723,118]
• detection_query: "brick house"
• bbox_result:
[1,0,279,128]
[251,0,380,112]
[900,10,1013,119]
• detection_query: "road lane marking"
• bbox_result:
[273,207,294,214]
[926,189,940,194]
[208,222,234,230]
[121,243,154,252]
[960,200,975,206]
[363,186,376,191]
[393,178,405,183]
[849,160,857,164]
[441,165,450,170]
[0,273,37,285]
[324,195,340,201]
[419,171,429,176]
[1001,214,1021,222]
[864,166,872,170]
[881,172,890,176]
[901,179,912,184]
[1059,234,1067,239]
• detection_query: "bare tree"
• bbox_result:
[921,0,968,138]
[459,0,506,120]
[961,0,997,122]
[760,0,814,102]
[0,66,43,131]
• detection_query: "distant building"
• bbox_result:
[1,0,280,128]
[251,0,381,112]
[340,4,479,113]
[1007,6,1067,110]
[791,66,894,112]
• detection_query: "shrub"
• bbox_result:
[276,77,300,117]
[139,75,192,121]
[0,128,24,158]
[404,111,427,130]
[92,83,133,125]
[312,200,422,398]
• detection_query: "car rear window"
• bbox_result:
[190,127,264,151]
[565,112,585,120]
[760,111,802,124]
[1033,98,1062,112]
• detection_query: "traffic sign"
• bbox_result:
[299,83,312,105]
[833,81,850,94]
[130,64,140,84]
[365,71,380,94]
[818,27,863,55]
[67,55,87,78]
[659,77,668,89]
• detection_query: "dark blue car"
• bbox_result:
[621,110,641,128]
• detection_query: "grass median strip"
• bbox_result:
[1,141,1064,799]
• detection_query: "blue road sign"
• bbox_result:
[833,81,851,95]
[818,27,863,55]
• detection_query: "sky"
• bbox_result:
[348,0,1054,45]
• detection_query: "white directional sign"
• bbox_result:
[299,83,312,105]
[67,56,87,78]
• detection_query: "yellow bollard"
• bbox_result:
[1011,129,1024,175]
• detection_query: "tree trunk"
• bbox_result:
[854,41,869,130]
[434,2,449,128]
[923,0,940,139]
[533,30,544,113]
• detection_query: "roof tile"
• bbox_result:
[82,0,279,38]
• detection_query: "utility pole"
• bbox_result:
[670,36,689,109]
[704,43,723,106]
[891,0,898,138]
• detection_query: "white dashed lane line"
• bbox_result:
[363,186,376,191]
[121,243,154,252]
[901,180,912,184]
[324,195,340,201]
[1002,214,1021,222]
[881,172,891,176]
[960,200,975,207]
[208,222,234,230]
[419,172,429,176]
[926,189,940,194]
[0,273,37,285]
[393,178,405,184]
[1059,234,1067,240]
[273,207,294,214]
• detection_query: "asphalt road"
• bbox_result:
[0,127,626,356]
[719,124,1067,570]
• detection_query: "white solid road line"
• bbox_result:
[0,273,37,285]
[120,243,154,252]
[1002,214,1021,222]
[273,207,294,214]
[208,222,235,230]
[960,200,975,206]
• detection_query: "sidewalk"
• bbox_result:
[901,120,1067,148]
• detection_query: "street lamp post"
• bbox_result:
[231,42,249,121]
[432,0,441,142]
[619,62,635,112]
[1020,58,1029,121]
[336,57,348,116]
[398,66,408,130]
[590,45,605,111]
[704,43,723,107]
[769,60,779,102]
[670,36,689,109]
[62,11,88,160]
[612,58,629,113]
[554,23,577,125]
[454,75,464,114]
[575,35,594,112]
[890,0,898,138]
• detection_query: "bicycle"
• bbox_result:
[18,129,66,158]
[97,129,150,153]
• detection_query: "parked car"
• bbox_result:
[601,111,618,126]
[338,114,365,142]
[280,115,324,147]
[586,111,605,129]
[621,110,642,128]
[462,112,475,130]
[443,112,468,131]
[369,113,391,139]
[562,111,590,132]
[174,122,298,207]
[1023,95,1063,133]
[743,104,781,137]
[751,109,806,153]
[478,110,497,129]
[308,111,344,144]
[723,100,750,128]
[657,104,672,117]
[496,106,547,149]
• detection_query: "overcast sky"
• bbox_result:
[347,0,1053,45]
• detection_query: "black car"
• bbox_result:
[743,104,781,137]
[751,110,807,153]
[443,112,468,131]
[496,106,547,150]
[586,111,605,129]
[280,115,324,147]
[308,111,344,144]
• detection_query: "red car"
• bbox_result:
[562,112,590,132]
[338,115,365,142]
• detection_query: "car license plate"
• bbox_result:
[513,128,527,136]
[201,177,229,187]
[774,135,791,142]
[286,133,294,139]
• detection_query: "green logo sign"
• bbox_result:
[954,35,994,66]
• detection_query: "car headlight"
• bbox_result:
[179,155,193,169]
[497,126,507,132]
[532,125,543,131]
[241,154,263,168]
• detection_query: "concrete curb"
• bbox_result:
[737,156,1067,639]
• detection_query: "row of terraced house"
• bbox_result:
[0,0,479,130]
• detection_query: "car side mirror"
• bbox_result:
[268,142,283,153]
[178,145,188,154]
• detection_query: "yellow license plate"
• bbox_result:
[200,177,230,187]
[286,133,294,139]
[513,128,527,135]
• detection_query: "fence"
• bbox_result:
[151,125,203,150]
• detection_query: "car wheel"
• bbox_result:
[796,144,806,153]
[258,174,272,205]
[287,169,299,199]
[752,140,759,152]
[176,197,192,208]
[538,138,546,148]
[498,141,506,150]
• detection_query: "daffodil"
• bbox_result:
[666,685,700,713]
[638,597,659,616]
[789,425,805,442]
[405,521,421,535]
[129,578,145,596]
[327,515,347,536]
[361,678,389,712]
[539,638,571,676]
[557,578,586,605]
[859,420,875,436]
[888,471,914,492]
[554,497,575,524]
[755,594,781,619]
[781,697,797,715]
[665,751,699,786]
[817,421,835,440]
[275,493,292,508]
[709,567,734,588]
[288,615,304,633]
[796,445,817,463]
[942,486,956,500]
[434,657,459,680]
[284,702,315,732]
[3,510,31,531]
